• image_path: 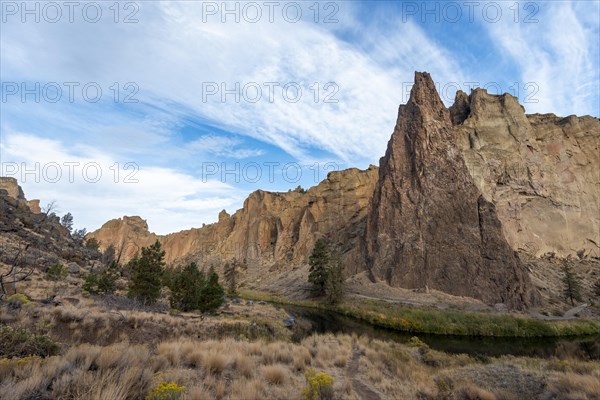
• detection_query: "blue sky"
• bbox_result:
[1,1,599,234]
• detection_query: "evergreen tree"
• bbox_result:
[97,261,120,294]
[82,272,99,294]
[127,240,165,304]
[308,239,329,295]
[325,256,345,304]
[60,212,74,233]
[72,228,87,244]
[562,261,583,306]
[199,266,225,312]
[169,262,205,311]
[46,263,67,281]
[85,238,100,251]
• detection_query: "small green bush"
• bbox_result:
[0,325,60,358]
[5,293,30,308]
[303,368,334,400]
[46,263,68,281]
[82,261,119,295]
[145,381,185,400]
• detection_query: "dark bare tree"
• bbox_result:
[0,242,33,296]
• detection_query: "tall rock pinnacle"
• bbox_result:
[365,72,534,309]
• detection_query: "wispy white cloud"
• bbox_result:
[1,131,240,234]
[187,135,265,159]
[1,1,597,234]
[484,1,599,116]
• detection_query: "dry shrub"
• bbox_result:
[231,378,264,400]
[204,352,230,375]
[157,342,181,366]
[293,347,312,371]
[542,372,600,400]
[453,384,497,400]
[262,342,293,365]
[96,343,150,370]
[65,343,102,370]
[186,385,212,400]
[262,364,288,385]
[246,341,263,356]
[214,379,226,399]
[186,350,204,368]
[334,354,347,368]
[235,355,255,378]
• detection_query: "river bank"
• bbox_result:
[239,290,600,338]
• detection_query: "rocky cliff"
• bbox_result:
[0,177,41,213]
[87,72,599,308]
[87,167,379,271]
[451,90,599,258]
[365,72,534,309]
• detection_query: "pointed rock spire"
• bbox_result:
[365,71,535,309]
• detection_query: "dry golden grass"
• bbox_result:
[2,300,599,400]
[542,372,600,400]
[230,378,264,400]
[234,355,254,378]
[262,364,288,385]
[204,352,230,375]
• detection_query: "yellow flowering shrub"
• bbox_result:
[303,368,334,400]
[146,381,185,400]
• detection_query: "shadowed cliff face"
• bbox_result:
[365,72,534,309]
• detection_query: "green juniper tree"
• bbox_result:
[60,212,73,233]
[169,262,205,311]
[308,239,329,295]
[199,266,225,312]
[127,240,165,305]
[562,261,583,306]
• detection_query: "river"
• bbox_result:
[282,305,600,361]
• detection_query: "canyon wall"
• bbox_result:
[87,72,599,308]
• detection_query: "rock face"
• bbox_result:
[365,72,534,309]
[87,72,598,308]
[0,181,93,279]
[87,167,379,271]
[451,90,600,258]
[0,177,41,213]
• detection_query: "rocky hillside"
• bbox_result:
[0,178,97,295]
[87,72,599,309]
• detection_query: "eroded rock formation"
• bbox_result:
[87,167,379,271]
[87,72,599,308]
[365,72,534,309]
[451,90,600,258]
[0,177,41,213]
